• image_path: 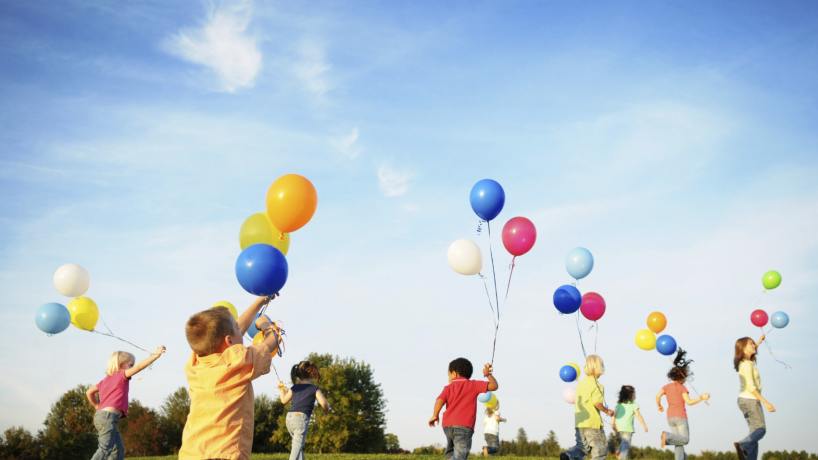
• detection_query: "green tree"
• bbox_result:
[542,429,561,457]
[119,400,164,456]
[271,353,387,453]
[0,426,40,460]
[253,393,286,453]
[158,386,190,454]
[38,385,97,460]
[384,433,401,453]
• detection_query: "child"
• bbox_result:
[482,405,506,456]
[561,355,615,460]
[277,360,330,460]
[429,358,499,460]
[656,348,710,460]
[85,346,166,460]
[179,295,281,460]
[733,335,775,460]
[613,385,648,460]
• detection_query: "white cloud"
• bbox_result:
[292,38,331,99]
[331,127,361,159]
[164,0,261,93]
[377,164,412,197]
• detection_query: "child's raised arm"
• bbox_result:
[656,389,665,413]
[277,381,293,404]
[682,391,710,406]
[316,389,331,412]
[85,385,100,410]
[125,346,166,379]
[251,316,281,356]
[237,295,276,334]
[483,363,498,391]
[636,409,648,432]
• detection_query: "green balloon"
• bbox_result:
[762,270,782,290]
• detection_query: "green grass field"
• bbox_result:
[129,455,559,460]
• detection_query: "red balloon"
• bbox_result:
[502,217,537,256]
[580,292,606,321]
[751,309,768,328]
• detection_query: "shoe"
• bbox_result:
[734,442,746,460]
[660,432,667,449]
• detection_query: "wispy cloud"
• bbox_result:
[377,164,412,197]
[292,38,331,100]
[331,127,361,159]
[163,0,261,92]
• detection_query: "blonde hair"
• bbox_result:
[584,355,605,377]
[106,351,135,376]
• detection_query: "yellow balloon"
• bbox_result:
[485,393,498,406]
[212,300,238,320]
[67,296,99,331]
[635,329,657,351]
[239,212,290,254]
[569,362,581,377]
[266,174,318,234]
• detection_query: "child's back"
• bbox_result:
[615,401,638,432]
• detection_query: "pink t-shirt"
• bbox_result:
[663,382,688,419]
[97,370,130,415]
[438,378,489,429]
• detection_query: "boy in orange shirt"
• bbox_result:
[179,295,281,460]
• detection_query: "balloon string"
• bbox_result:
[575,312,588,359]
[479,274,498,328]
[594,321,599,354]
[503,257,516,302]
[93,319,150,353]
[760,326,791,370]
[688,382,710,406]
[486,220,502,365]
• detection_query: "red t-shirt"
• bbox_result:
[438,378,489,429]
[663,382,688,419]
[97,370,130,415]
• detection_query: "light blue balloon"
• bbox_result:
[35,303,71,334]
[771,311,789,329]
[477,392,492,403]
[566,247,594,280]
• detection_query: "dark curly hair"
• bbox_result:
[448,357,473,379]
[667,348,693,382]
[290,360,321,383]
[618,385,635,404]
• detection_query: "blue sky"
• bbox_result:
[1,0,817,453]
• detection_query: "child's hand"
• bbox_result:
[428,415,439,427]
[483,363,493,377]
[606,408,615,417]
[764,401,776,412]
[657,405,664,413]
[152,345,167,356]
[277,380,287,390]
[255,315,272,331]
[644,426,649,433]
[701,393,710,401]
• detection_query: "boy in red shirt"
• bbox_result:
[429,358,499,460]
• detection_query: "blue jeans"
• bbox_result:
[484,433,499,454]
[664,417,689,460]
[443,426,473,460]
[619,431,633,460]
[286,412,310,460]
[91,410,124,460]
[738,398,766,460]
[565,428,606,460]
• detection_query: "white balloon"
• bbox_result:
[447,239,482,275]
[562,387,576,404]
[53,263,90,297]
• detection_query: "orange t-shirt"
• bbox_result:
[179,344,272,460]
[662,382,688,419]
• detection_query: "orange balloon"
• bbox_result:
[647,311,667,334]
[265,174,317,233]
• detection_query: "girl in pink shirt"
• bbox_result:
[655,349,710,460]
[85,347,166,460]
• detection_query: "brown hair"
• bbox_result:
[667,348,692,382]
[734,337,756,371]
[290,360,321,383]
[185,307,237,356]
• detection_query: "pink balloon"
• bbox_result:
[562,387,576,404]
[580,292,606,321]
[502,217,537,257]
[751,309,768,328]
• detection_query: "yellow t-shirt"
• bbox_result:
[575,376,604,429]
[738,360,762,400]
[179,344,272,460]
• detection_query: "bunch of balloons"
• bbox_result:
[477,391,500,410]
[634,311,678,356]
[752,270,790,330]
[447,179,538,275]
[552,248,605,320]
[36,263,99,334]
[235,174,317,299]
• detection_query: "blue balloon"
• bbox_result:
[235,244,289,296]
[559,365,578,383]
[771,311,789,329]
[35,303,71,334]
[477,392,492,403]
[566,247,594,280]
[469,179,505,221]
[656,335,678,356]
[553,285,582,314]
